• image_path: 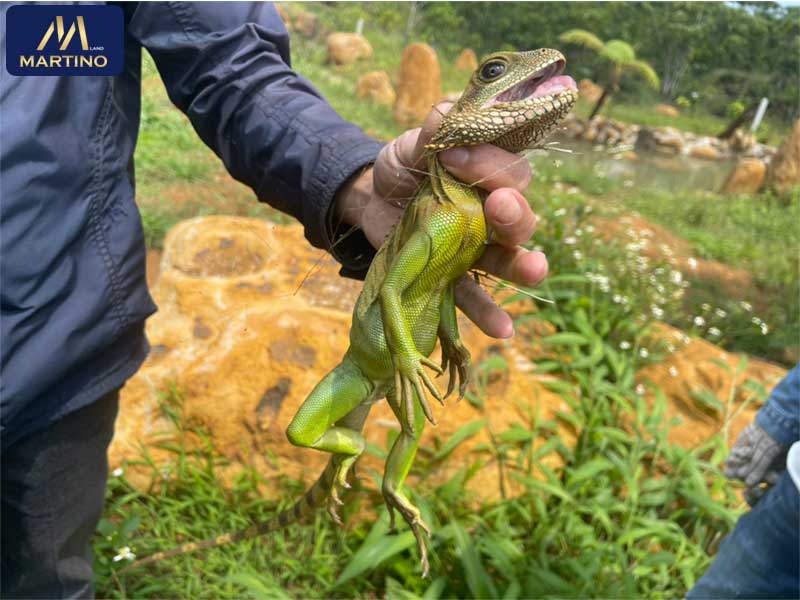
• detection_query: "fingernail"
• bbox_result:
[492,194,521,225]
[440,147,469,168]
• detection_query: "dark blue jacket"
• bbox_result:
[0,2,382,449]
[757,364,799,447]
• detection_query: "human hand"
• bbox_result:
[725,423,787,506]
[335,102,547,339]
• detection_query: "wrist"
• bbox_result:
[333,165,374,229]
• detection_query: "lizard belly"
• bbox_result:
[349,290,443,382]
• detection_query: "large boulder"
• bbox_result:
[767,119,800,196]
[636,126,685,154]
[393,43,442,128]
[111,217,567,502]
[356,71,396,107]
[722,158,767,194]
[454,48,478,72]
[326,32,372,66]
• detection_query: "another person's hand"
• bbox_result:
[725,422,788,506]
[335,102,546,339]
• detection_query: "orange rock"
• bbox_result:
[638,323,785,449]
[767,119,800,196]
[655,104,680,118]
[111,217,568,502]
[689,144,721,161]
[722,158,767,194]
[393,43,442,128]
[454,48,478,72]
[292,10,323,39]
[356,70,396,107]
[326,32,372,66]
[578,79,604,105]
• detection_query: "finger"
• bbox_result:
[439,144,532,192]
[444,361,456,400]
[403,377,415,433]
[413,376,436,425]
[744,453,773,487]
[483,189,538,247]
[420,355,444,375]
[419,369,443,405]
[475,245,549,288]
[455,276,513,339]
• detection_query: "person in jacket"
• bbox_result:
[688,365,799,599]
[0,3,548,597]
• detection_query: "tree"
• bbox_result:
[558,29,660,119]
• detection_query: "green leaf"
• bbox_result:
[335,514,416,586]
[567,458,614,486]
[433,419,485,460]
[540,332,589,346]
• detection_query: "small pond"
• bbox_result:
[530,137,737,193]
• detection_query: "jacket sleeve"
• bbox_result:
[125,1,380,277]
[756,364,800,447]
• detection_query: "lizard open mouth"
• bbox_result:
[484,59,577,107]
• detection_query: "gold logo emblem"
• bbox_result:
[36,15,88,52]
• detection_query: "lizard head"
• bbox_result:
[426,49,578,154]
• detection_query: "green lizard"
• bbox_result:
[123,49,577,577]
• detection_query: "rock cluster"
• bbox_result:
[562,114,776,162]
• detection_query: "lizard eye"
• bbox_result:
[480,60,506,81]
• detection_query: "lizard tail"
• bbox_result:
[118,460,337,574]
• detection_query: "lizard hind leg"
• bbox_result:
[383,389,432,576]
[286,354,375,524]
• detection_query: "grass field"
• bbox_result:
[100,14,798,597]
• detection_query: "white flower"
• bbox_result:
[112,468,123,477]
[701,303,711,311]
[575,228,583,237]
[761,323,770,335]
[670,270,683,285]
[708,327,721,336]
[668,366,679,377]
[554,207,567,217]
[572,250,583,261]
[620,341,632,350]
[113,546,136,562]
[639,348,649,358]
[623,179,634,188]
[751,316,762,325]
[613,294,624,304]
[693,316,706,327]
[635,383,646,395]
[553,159,563,168]
[564,236,577,245]
[715,308,727,318]
[585,224,595,234]
[651,305,664,319]
[687,257,698,269]
[740,301,753,312]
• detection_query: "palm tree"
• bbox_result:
[559,30,660,120]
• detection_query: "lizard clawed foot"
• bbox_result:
[327,456,359,526]
[383,486,432,576]
[394,353,443,433]
[439,338,471,401]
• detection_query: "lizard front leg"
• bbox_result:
[379,230,443,432]
[438,280,472,400]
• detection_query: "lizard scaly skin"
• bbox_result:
[123,49,577,577]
